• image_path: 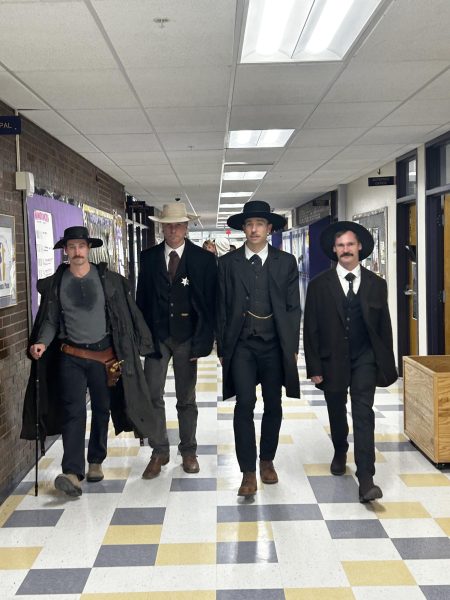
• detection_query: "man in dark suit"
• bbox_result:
[217,201,301,498]
[136,202,217,478]
[303,221,397,503]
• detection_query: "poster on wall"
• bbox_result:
[0,214,17,308]
[83,205,125,272]
[353,208,387,279]
[34,210,54,280]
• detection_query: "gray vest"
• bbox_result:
[240,259,276,341]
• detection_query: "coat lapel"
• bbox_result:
[359,266,373,320]
[233,246,250,294]
[326,268,346,326]
[267,245,282,295]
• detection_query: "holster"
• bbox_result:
[61,343,123,387]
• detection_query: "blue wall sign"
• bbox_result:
[0,115,21,135]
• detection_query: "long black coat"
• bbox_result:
[216,245,301,400]
[136,238,217,358]
[21,263,156,442]
[303,265,398,392]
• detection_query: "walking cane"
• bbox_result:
[34,359,40,497]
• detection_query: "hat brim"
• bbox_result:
[53,237,103,249]
[320,221,374,261]
[148,214,198,223]
[227,211,286,231]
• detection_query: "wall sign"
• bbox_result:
[368,176,395,186]
[0,115,21,135]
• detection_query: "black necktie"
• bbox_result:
[168,250,180,282]
[345,272,356,300]
[249,254,262,270]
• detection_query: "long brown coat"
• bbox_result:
[216,245,301,400]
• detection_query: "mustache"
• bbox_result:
[340,252,353,257]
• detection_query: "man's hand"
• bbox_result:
[189,357,198,362]
[311,375,323,384]
[30,343,46,360]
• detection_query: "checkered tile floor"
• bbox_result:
[2,342,450,599]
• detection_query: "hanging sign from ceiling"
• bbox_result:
[0,116,21,135]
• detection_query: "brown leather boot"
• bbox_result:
[54,473,82,497]
[260,460,278,484]
[238,471,257,497]
[182,454,200,473]
[87,463,104,482]
[142,454,170,479]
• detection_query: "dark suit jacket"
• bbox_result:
[136,238,217,359]
[216,245,301,400]
[303,265,398,392]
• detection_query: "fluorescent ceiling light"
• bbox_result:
[220,192,252,198]
[219,204,245,208]
[228,129,294,148]
[241,0,384,63]
[223,171,266,181]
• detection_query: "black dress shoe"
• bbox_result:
[359,477,383,503]
[330,452,347,476]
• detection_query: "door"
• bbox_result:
[444,195,450,352]
[406,204,418,355]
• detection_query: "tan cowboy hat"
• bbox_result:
[148,202,199,223]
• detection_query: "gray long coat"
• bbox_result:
[216,245,301,400]
[21,263,156,442]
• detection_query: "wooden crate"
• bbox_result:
[403,355,450,464]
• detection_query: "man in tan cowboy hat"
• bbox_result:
[23,226,155,497]
[216,200,301,498]
[137,202,217,478]
[303,221,397,503]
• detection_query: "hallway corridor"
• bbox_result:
[1,345,450,600]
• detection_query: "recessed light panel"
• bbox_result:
[228,129,294,148]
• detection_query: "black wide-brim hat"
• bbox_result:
[320,220,374,261]
[53,226,103,249]
[227,200,286,231]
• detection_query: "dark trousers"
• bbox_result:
[144,337,198,457]
[59,353,111,479]
[231,337,284,473]
[324,348,377,480]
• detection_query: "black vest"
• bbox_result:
[240,259,276,341]
[157,251,196,343]
[343,289,371,360]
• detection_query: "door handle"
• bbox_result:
[404,288,416,296]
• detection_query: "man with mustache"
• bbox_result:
[23,226,155,497]
[303,222,397,503]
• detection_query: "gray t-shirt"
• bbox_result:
[38,266,108,346]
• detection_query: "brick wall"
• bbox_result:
[0,100,125,502]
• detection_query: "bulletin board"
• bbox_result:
[353,207,387,279]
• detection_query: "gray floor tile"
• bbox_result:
[217,503,322,522]
[375,441,415,452]
[393,537,450,559]
[83,480,127,494]
[17,568,90,595]
[111,507,166,525]
[12,481,35,495]
[170,477,217,491]
[326,519,388,539]
[198,402,218,407]
[218,455,236,466]
[217,541,278,564]
[421,586,450,600]
[94,544,158,567]
[217,590,284,600]
[308,475,360,503]
[3,509,64,528]
[375,404,404,411]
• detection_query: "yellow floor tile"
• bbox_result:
[400,473,450,487]
[155,543,216,565]
[303,464,346,476]
[218,406,234,414]
[373,502,431,519]
[375,433,408,442]
[0,547,41,569]
[435,518,450,535]
[107,447,140,457]
[102,467,132,480]
[277,434,294,444]
[283,412,317,420]
[82,595,149,600]
[217,521,273,542]
[283,400,308,406]
[103,525,162,545]
[342,560,416,586]
[285,589,356,600]
[0,495,24,527]
[197,382,217,392]
[37,457,54,469]
[167,420,179,429]
[218,444,235,454]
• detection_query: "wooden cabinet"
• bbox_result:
[403,355,450,466]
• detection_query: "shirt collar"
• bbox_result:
[336,262,361,279]
[165,242,185,259]
[245,243,269,262]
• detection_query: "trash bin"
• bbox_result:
[403,355,450,465]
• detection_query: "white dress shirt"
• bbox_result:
[164,242,185,268]
[336,263,361,295]
[245,243,269,266]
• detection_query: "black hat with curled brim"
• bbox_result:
[227,200,287,231]
[320,220,374,261]
[53,225,103,249]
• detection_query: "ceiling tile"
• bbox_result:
[304,102,400,129]
[414,69,450,100]
[354,125,439,145]
[57,135,99,153]
[86,134,161,153]
[379,99,450,126]
[146,106,228,133]
[20,110,77,136]
[59,109,151,134]
[290,127,366,147]
[107,151,170,166]
[158,132,225,152]
[224,148,284,164]
[0,72,47,109]
[230,104,314,130]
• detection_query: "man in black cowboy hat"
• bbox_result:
[303,221,397,503]
[216,200,301,497]
[22,226,155,497]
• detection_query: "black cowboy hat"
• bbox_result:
[53,226,103,249]
[227,200,286,231]
[320,220,374,261]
